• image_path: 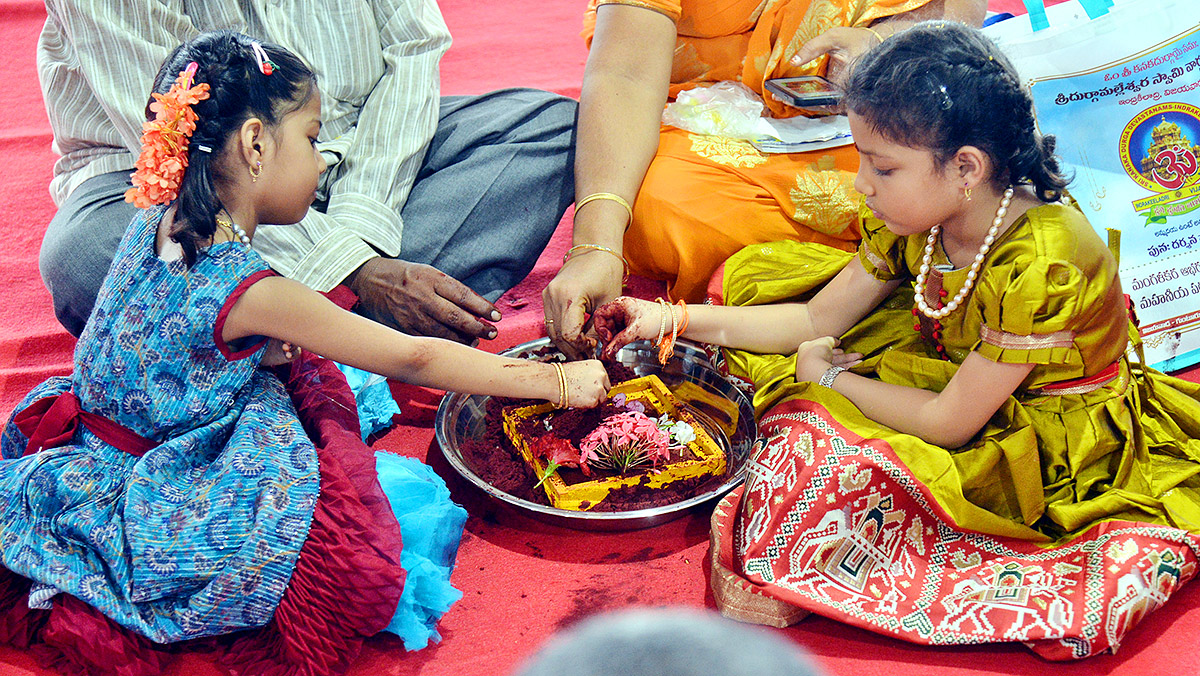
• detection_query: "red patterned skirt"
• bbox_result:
[710,397,1200,660]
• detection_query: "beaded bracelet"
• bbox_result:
[576,192,633,226]
[563,244,630,282]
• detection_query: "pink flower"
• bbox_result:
[580,411,670,471]
[611,392,646,414]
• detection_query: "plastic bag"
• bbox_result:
[335,362,402,440]
[662,81,854,153]
[662,81,773,141]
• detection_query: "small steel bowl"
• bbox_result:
[434,338,757,530]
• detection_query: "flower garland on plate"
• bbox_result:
[124,62,211,209]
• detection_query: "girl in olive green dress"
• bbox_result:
[594,21,1200,660]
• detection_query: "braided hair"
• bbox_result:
[146,30,316,265]
[842,21,1070,202]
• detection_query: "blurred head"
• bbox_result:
[147,29,320,264]
[512,607,825,676]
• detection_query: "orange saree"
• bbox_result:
[584,0,930,301]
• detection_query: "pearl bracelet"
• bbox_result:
[817,365,846,389]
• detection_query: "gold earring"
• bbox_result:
[250,160,262,182]
[963,185,972,201]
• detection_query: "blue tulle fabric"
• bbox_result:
[335,364,402,440]
[373,450,467,650]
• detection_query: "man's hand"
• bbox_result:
[349,257,500,343]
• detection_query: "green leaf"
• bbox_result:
[534,461,561,490]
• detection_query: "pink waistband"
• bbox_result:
[1028,362,1120,396]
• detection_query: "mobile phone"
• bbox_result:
[764,76,842,111]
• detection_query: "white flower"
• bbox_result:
[656,415,696,447]
[669,421,696,446]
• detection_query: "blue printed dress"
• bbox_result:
[0,207,464,674]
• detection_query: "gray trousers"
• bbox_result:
[40,89,577,336]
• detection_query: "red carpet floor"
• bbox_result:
[2,1,1200,674]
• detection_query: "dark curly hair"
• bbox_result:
[842,21,1070,202]
[146,29,316,265]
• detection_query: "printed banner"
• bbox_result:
[988,1,1200,371]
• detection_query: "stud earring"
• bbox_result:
[249,161,263,182]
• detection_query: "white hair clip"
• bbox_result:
[937,84,953,110]
[250,41,276,76]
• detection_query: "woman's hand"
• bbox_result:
[550,4,675,359]
[789,26,884,84]
[261,340,302,367]
[543,250,625,360]
[795,336,861,383]
[593,296,665,360]
[787,1,989,87]
[561,359,612,408]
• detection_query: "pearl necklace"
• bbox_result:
[913,186,1013,319]
[215,214,252,245]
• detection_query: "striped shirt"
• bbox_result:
[38,0,451,292]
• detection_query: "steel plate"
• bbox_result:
[434,338,756,530]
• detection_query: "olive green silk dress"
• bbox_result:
[710,201,1200,658]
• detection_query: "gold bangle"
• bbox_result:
[575,192,634,226]
[552,362,568,409]
[863,26,885,44]
[561,362,569,409]
[563,244,630,282]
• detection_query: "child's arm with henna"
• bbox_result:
[595,253,1032,447]
[596,257,900,356]
[222,276,611,407]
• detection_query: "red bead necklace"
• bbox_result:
[913,274,952,361]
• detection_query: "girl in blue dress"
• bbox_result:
[0,30,609,676]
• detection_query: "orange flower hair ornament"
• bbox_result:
[124,61,211,209]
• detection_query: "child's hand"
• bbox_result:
[795,336,861,383]
[593,296,662,360]
[562,359,612,408]
[261,340,302,367]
